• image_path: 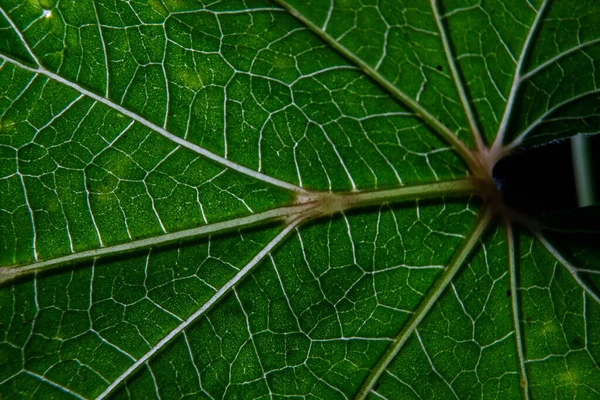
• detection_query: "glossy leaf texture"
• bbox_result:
[0,0,599,399]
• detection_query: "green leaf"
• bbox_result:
[1,0,599,399]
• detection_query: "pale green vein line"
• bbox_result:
[298,178,477,219]
[578,268,600,276]
[95,218,302,400]
[17,172,38,261]
[535,233,600,305]
[269,0,479,172]
[415,329,459,399]
[431,0,484,150]
[505,221,530,399]
[506,88,600,151]
[521,38,600,82]
[0,52,306,194]
[370,391,386,400]
[492,0,550,152]
[182,332,213,399]
[0,7,41,67]
[1,179,476,285]
[170,8,285,16]
[355,208,493,400]
[0,205,310,286]
[24,371,84,400]
[382,370,422,399]
[91,0,109,97]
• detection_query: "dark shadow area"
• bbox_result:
[493,134,599,218]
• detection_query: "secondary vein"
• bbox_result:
[431,0,484,150]
[355,207,493,399]
[95,218,303,400]
[535,233,600,305]
[0,7,42,67]
[0,52,306,194]
[506,87,600,151]
[269,0,479,172]
[505,221,531,399]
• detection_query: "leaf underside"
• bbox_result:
[0,0,599,399]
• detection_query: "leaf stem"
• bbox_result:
[505,221,530,399]
[0,7,41,67]
[355,207,493,399]
[430,0,484,150]
[270,0,479,172]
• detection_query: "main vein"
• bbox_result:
[269,0,479,172]
[355,207,493,399]
[506,87,600,152]
[0,204,309,285]
[1,179,476,285]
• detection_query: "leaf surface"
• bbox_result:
[0,0,599,399]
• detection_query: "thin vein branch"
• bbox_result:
[95,218,302,400]
[535,233,600,305]
[505,221,530,399]
[430,0,484,150]
[0,52,306,194]
[415,329,460,399]
[269,0,479,172]
[492,0,550,152]
[24,371,85,400]
[355,207,493,399]
[0,6,42,67]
